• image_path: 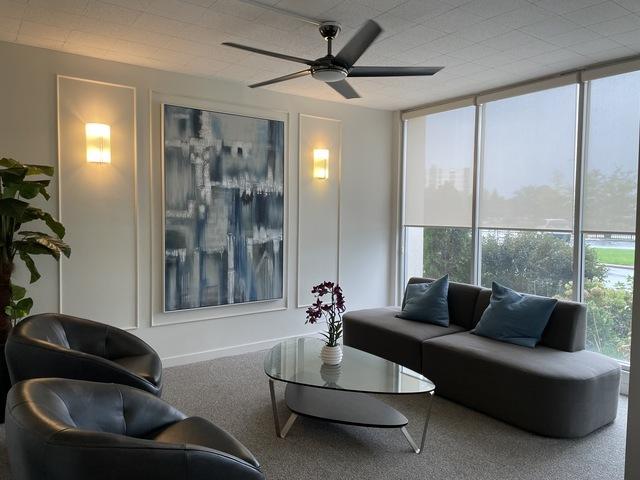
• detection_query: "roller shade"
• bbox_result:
[404,106,475,228]
[478,85,578,231]
[582,71,640,234]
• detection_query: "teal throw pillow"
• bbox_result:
[397,275,449,327]
[472,282,557,348]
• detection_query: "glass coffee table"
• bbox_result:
[264,337,436,453]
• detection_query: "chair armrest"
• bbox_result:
[105,326,159,359]
[5,339,161,395]
[47,430,265,480]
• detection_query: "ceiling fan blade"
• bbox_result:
[222,42,313,66]
[348,66,444,77]
[249,70,312,88]
[334,20,382,68]
[327,80,360,99]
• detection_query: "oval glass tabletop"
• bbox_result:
[264,337,435,395]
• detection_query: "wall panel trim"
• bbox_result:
[296,113,342,308]
[56,75,139,330]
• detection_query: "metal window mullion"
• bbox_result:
[470,102,483,285]
[398,117,408,305]
[572,80,588,302]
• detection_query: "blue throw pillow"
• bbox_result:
[472,282,558,348]
[397,275,449,327]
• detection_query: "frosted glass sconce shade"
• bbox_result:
[313,148,329,179]
[86,123,111,164]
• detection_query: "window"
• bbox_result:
[480,230,574,299]
[583,234,634,362]
[580,71,640,363]
[403,106,475,282]
[405,227,472,283]
[401,71,640,364]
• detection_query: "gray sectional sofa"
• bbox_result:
[343,277,621,438]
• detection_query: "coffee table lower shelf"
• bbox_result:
[268,379,434,454]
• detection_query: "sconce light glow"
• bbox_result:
[85,123,111,164]
[313,148,329,180]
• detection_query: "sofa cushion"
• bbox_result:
[343,307,466,372]
[407,277,481,330]
[398,275,450,326]
[472,287,587,352]
[472,282,557,348]
[422,332,620,437]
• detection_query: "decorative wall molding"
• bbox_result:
[56,75,139,330]
[296,114,342,308]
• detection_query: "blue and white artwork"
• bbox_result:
[163,104,285,311]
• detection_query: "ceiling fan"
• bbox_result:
[221,20,443,99]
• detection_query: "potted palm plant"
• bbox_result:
[305,281,346,365]
[0,157,70,421]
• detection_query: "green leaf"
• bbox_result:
[11,283,26,301]
[14,297,33,316]
[0,158,21,169]
[0,159,53,177]
[17,182,40,199]
[16,231,71,259]
[0,197,29,220]
[24,164,54,177]
[21,206,65,238]
[18,251,40,283]
[16,180,50,200]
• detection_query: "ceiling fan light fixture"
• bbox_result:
[311,65,348,83]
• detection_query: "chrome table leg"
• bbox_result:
[401,390,434,454]
[280,413,298,438]
[268,378,281,438]
[268,379,299,439]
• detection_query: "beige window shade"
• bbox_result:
[479,85,577,231]
[582,71,640,234]
[404,106,475,228]
[476,73,578,105]
[402,97,475,120]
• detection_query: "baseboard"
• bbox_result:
[161,331,321,367]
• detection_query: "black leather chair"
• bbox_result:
[5,378,265,480]
[5,313,162,396]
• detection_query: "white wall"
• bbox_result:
[0,41,394,366]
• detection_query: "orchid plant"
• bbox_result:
[305,281,346,347]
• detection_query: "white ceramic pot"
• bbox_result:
[320,344,343,365]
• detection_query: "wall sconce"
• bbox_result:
[313,148,329,180]
[85,123,111,164]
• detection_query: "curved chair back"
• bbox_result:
[6,314,162,396]
[5,379,265,480]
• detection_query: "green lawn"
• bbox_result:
[593,247,635,266]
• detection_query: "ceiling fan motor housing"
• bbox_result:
[319,21,341,40]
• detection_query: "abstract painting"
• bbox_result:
[163,103,285,311]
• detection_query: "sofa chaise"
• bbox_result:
[343,277,621,438]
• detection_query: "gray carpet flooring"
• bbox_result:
[0,349,628,479]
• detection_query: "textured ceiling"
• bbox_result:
[2,0,640,110]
